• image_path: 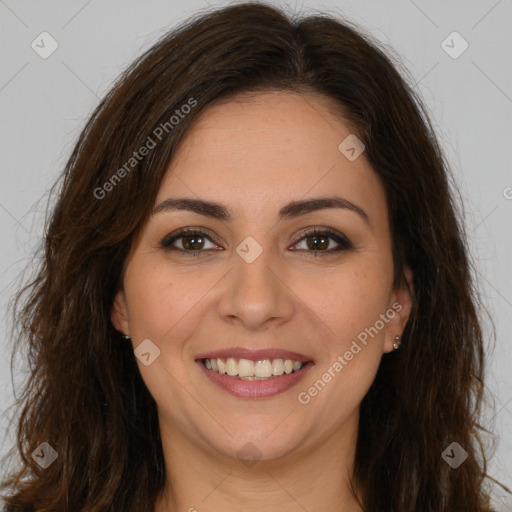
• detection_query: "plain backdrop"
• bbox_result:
[0,0,511,509]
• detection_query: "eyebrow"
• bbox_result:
[152,196,372,229]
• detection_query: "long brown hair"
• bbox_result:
[0,2,501,510]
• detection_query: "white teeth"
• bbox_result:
[226,357,238,376]
[272,358,284,375]
[238,358,255,377]
[203,357,306,379]
[254,359,272,378]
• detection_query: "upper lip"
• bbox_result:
[195,347,313,363]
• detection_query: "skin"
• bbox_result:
[111,90,413,512]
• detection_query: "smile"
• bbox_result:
[202,357,305,380]
[195,348,314,399]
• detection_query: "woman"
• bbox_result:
[0,2,501,511]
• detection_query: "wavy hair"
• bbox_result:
[0,2,501,510]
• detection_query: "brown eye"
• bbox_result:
[305,233,329,251]
[161,227,352,258]
[161,228,219,256]
[179,233,206,251]
[291,228,352,256]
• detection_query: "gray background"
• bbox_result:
[0,0,511,508]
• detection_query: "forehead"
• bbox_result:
[157,91,387,224]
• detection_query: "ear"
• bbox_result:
[383,265,414,353]
[111,288,130,337]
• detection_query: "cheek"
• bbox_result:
[124,260,210,340]
[123,263,199,408]
[294,261,392,346]
[317,265,392,397]
[125,274,174,337]
[296,267,391,419]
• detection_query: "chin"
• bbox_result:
[204,419,309,464]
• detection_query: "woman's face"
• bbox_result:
[111,90,413,463]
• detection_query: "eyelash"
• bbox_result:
[160,227,353,258]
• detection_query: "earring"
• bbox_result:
[393,335,401,350]
[121,333,131,340]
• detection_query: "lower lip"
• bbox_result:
[196,360,314,399]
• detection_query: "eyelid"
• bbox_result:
[290,227,352,252]
[161,226,222,248]
[160,225,353,254]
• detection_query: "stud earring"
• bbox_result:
[393,335,401,350]
[121,333,131,340]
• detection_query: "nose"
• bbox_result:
[216,239,295,331]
